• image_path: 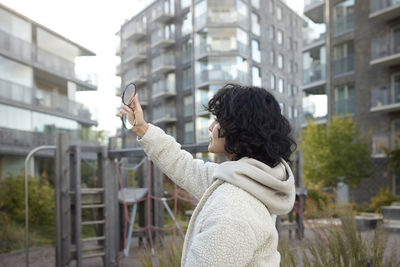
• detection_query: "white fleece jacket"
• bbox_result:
[138,124,296,267]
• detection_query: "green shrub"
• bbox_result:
[0,211,24,253]
[369,187,399,213]
[0,173,55,225]
[139,237,182,267]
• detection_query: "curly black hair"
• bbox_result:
[206,84,297,167]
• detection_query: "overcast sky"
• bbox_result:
[0,0,304,136]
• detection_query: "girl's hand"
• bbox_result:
[120,94,149,137]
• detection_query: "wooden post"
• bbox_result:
[152,165,164,244]
[55,133,71,267]
[137,158,148,246]
[106,139,120,266]
[71,146,82,267]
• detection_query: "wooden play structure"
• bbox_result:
[24,133,305,267]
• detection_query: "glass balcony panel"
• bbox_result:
[333,54,354,76]
[370,0,400,14]
[304,0,325,7]
[153,105,176,122]
[0,29,32,62]
[195,28,248,57]
[333,13,354,36]
[123,44,147,63]
[153,0,175,22]
[334,97,355,116]
[0,79,32,104]
[124,66,147,84]
[371,82,400,109]
[152,78,176,97]
[122,19,146,40]
[371,133,391,156]
[195,0,249,30]
[371,30,400,63]
[151,25,175,48]
[303,63,326,85]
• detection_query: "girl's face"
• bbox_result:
[208,120,234,160]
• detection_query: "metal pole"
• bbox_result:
[161,198,185,241]
[24,146,56,267]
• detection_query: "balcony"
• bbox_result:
[370,33,400,67]
[333,13,354,37]
[153,106,177,124]
[0,78,95,123]
[137,90,149,106]
[125,68,147,86]
[152,79,176,99]
[195,11,249,31]
[123,45,147,64]
[371,132,393,157]
[303,63,327,86]
[304,0,325,23]
[152,1,175,23]
[371,85,400,112]
[0,30,96,89]
[334,97,355,116]
[0,127,98,153]
[122,20,146,41]
[151,29,175,49]
[333,54,354,77]
[196,40,248,61]
[370,0,400,21]
[303,29,326,50]
[151,54,175,74]
[197,69,248,87]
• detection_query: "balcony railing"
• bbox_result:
[304,0,325,8]
[122,20,146,41]
[196,40,248,58]
[152,79,176,98]
[0,127,98,150]
[334,97,355,116]
[0,30,96,87]
[151,28,175,49]
[152,1,175,23]
[371,33,400,64]
[372,132,392,156]
[197,69,248,85]
[151,54,175,73]
[153,106,177,123]
[371,85,400,110]
[195,11,248,30]
[303,30,326,47]
[333,13,354,37]
[0,78,94,121]
[123,45,147,63]
[303,63,326,85]
[125,68,147,85]
[370,0,400,15]
[333,54,354,77]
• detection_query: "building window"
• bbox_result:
[184,94,193,116]
[270,50,275,65]
[278,78,284,93]
[251,40,261,63]
[184,121,194,144]
[251,13,260,36]
[288,84,292,96]
[183,38,192,64]
[270,74,275,89]
[181,0,191,10]
[277,30,283,45]
[183,66,193,90]
[196,117,210,143]
[333,41,354,77]
[293,86,298,96]
[277,6,282,21]
[252,66,261,87]
[294,107,298,118]
[288,106,292,119]
[294,41,298,51]
[279,103,284,115]
[269,25,275,40]
[333,0,354,37]
[269,0,274,13]
[278,54,284,69]
[251,0,260,9]
[334,83,355,116]
[182,12,192,36]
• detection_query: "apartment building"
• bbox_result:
[116,0,303,163]
[302,0,400,203]
[0,4,98,179]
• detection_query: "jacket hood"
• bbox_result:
[212,157,296,215]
